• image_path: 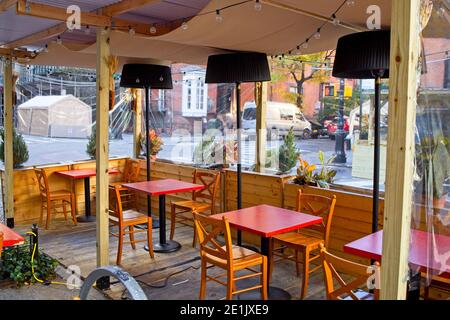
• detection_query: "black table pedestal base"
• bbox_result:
[238,286,291,300]
[76,215,96,223]
[145,240,181,253]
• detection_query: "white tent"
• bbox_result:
[17,95,92,138]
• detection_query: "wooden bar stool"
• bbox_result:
[34,168,77,229]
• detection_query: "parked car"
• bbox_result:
[242,101,312,139]
[324,116,350,140]
[309,119,328,139]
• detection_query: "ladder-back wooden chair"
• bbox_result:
[170,170,221,247]
[109,185,154,265]
[320,244,379,300]
[34,168,77,229]
[109,158,141,187]
[193,212,268,300]
[269,189,337,299]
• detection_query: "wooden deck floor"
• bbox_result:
[16,218,329,300]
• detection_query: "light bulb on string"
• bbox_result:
[254,0,262,11]
[129,26,136,36]
[43,44,49,53]
[56,36,62,44]
[314,28,321,39]
[332,14,340,26]
[437,3,446,17]
[150,24,157,34]
[181,20,188,30]
[215,10,223,23]
[346,0,355,6]
[302,39,309,49]
[85,25,91,35]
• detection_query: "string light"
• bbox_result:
[314,28,321,39]
[436,3,446,17]
[43,44,49,53]
[302,39,309,49]
[254,0,262,11]
[56,36,62,44]
[150,24,157,34]
[332,14,340,26]
[128,26,136,36]
[181,19,188,30]
[215,9,223,23]
[85,25,91,35]
[346,0,355,6]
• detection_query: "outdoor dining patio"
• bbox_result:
[0,0,449,304]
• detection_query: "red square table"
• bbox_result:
[123,179,204,253]
[56,168,120,223]
[211,204,323,300]
[0,223,25,247]
[344,229,450,278]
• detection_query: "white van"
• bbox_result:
[242,101,312,139]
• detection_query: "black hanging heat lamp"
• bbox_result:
[120,64,173,230]
[332,30,390,233]
[205,52,271,245]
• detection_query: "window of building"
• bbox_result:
[182,70,208,117]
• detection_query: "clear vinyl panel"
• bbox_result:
[411,1,450,299]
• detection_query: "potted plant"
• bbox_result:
[278,127,300,174]
[0,128,29,168]
[139,129,163,161]
[293,151,337,188]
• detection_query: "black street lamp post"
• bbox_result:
[334,78,347,164]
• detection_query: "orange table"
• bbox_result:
[56,168,120,222]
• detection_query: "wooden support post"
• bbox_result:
[254,82,267,172]
[2,55,14,227]
[381,0,421,300]
[133,89,143,159]
[95,27,110,268]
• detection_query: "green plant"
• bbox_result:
[293,151,337,188]
[86,127,97,159]
[0,128,29,168]
[278,128,300,174]
[139,129,164,160]
[0,241,58,286]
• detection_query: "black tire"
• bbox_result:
[302,129,311,140]
[330,135,336,140]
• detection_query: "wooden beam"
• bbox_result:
[0,48,32,58]
[0,0,16,13]
[16,0,111,27]
[254,82,268,172]
[95,27,110,267]
[2,54,14,227]
[100,0,160,17]
[381,0,421,300]
[9,0,181,50]
[261,0,363,32]
[133,89,143,159]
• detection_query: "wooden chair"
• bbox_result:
[269,189,336,299]
[193,212,268,300]
[109,185,154,265]
[109,158,141,187]
[320,244,379,300]
[34,168,77,229]
[0,232,3,259]
[170,170,221,247]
